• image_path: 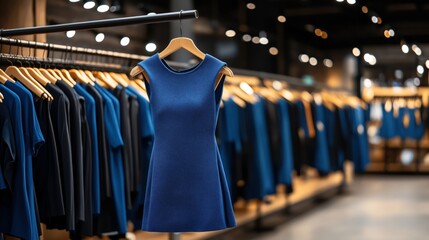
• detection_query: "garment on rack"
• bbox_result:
[276,99,294,192]
[94,83,127,234]
[0,83,44,240]
[312,101,330,175]
[243,96,276,200]
[379,101,397,139]
[348,106,370,172]
[138,53,236,232]
[44,83,75,231]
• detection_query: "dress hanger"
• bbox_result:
[94,71,118,89]
[69,69,91,85]
[0,92,3,103]
[78,70,95,85]
[53,69,74,87]
[130,10,233,86]
[5,66,50,100]
[109,72,129,87]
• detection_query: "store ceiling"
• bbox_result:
[194,0,429,49]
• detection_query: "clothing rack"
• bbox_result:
[371,94,426,174]
[0,10,198,36]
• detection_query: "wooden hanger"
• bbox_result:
[69,69,91,85]
[26,67,51,86]
[0,92,3,103]
[109,72,129,87]
[130,37,234,87]
[78,70,95,85]
[53,69,74,87]
[0,70,10,84]
[61,69,77,86]
[84,70,96,82]
[94,71,118,89]
[5,66,50,100]
[48,69,61,80]
[39,68,57,83]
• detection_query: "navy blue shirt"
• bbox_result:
[0,85,39,240]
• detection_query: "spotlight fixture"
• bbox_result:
[412,44,422,56]
[417,65,424,75]
[95,33,105,42]
[299,54,309,63]
[269,47,278,55]
[323,59,333,68]
[426,60,429,69]
[145,43,157,52]
[259,37,269,45]
[401,43,409,54]
[277,15,286,23]
[225,30,236,38]
[66,30,76,38]
[83,0,96,9]
[97,0,109,12]
[352,47,361,57]
[252,36,260,44]
[242,34,251,42]
[120,37,130,46]
[69,0,80,2]
[309,57,318,66]
[361,6,368,13]
[346,0,356,4]
[246,3,256,10]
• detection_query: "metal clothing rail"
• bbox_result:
[0,10,198,36]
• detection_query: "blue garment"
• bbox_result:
[0,85,37,240]
[75,84,100,214]
[379,102,397,139]
[348,106,370,172]
[126,86,154,228]
[138,53,236,232]
[244,97,276,200]
[0,100,15,192]
[396,107,408,139]
[5,82,45,238]
[312,102,330,174]
[94,83,127,234]
[277,99,294,186]
[413,108,425,140]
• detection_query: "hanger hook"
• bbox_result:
[179,9,183,37]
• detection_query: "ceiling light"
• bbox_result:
[364,53,377,65]
[412,44,422,56]
[425,60,429,69]
[389,29,395,37]
[252,36,260,44]
[384,30,390,38]
[242,34,251,42]
[417,65,424,75]
[321,31,328,39]
[336,0,344,2]
[314,28,322,36]
[371,16,378,24]
[69,0,80,2]
[323,59,333,68]
[225,30,236,37]
[97,0,109,12]
[83,0,96,9]
[120,37,130,46]
[259,37,269,45]
[299,54,309,63]
[246,3,255,10]
[66,30,76,38]
[377,17,382,24]
[347,0,356,4]
[361,6,368,13]
[277,15,286,23]
[352,47,361,57]
[145,42,157,52]
[309,57,318,66]
[269,47,278,55]
[95,33,105,42]
[401,44,409,54]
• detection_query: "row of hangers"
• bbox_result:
[0,57,149,102]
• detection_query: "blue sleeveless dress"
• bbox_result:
[137,53,236,232]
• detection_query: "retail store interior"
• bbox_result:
[0,0,429,240]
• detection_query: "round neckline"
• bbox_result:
[156,53,208,75]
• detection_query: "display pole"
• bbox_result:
[169,232,181,240]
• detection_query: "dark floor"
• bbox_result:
[214,176,429,240]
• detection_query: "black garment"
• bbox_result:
[0,102,15,195]
[45,83,75,231]
[288,102,303,175]
[129,94,140,195]
[265,101,281,184]
[32,97,64,220]
[56,81,85,222]
[76,97,94,236]
[85,85,111,199]
[112,87,132,210]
